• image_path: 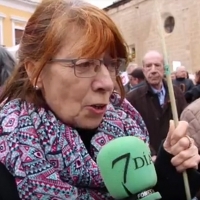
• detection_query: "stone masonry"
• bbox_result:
[105,0,200,73]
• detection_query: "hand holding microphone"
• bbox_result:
[97,136,161,200]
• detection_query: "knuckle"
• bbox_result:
[179,151,187,159]
[179,137,189,148]
[182,161,195,169]
[187,157,200,168]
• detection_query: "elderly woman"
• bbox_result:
[0,1,200,200]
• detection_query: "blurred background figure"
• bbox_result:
[124,62,138,93]
[128,67,145,92]
[171,71,176,80]
[194,70,200,85]
[185,70,200,103]
[0,46,15,88]
[173,66,194,93]
[5,45,19,60]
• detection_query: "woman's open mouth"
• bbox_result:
[87,104,107,114]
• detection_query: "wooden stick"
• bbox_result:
[154,0,191,199]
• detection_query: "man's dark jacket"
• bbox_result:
[173,78,194,93]
[126,81,187,154]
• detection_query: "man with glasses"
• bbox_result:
[126,51,187,158]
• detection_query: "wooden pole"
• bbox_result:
[154,0,191,199]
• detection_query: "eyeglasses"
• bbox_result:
[49,58,126,78]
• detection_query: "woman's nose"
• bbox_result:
[92,65,114,92]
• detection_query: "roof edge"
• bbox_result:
[103,0,131,11]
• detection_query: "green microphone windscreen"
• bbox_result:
[97,136,161,200]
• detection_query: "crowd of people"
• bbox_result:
[124,52,200,155]
[124,52,200,199]
[0,0,200,199]
[125,61,200,103]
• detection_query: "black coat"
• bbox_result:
[126,81,187,154]
[173,78,194,93]
[185,84,200,103]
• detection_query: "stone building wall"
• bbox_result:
[105,0,200,73]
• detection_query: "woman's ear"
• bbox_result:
[25,61,43,89]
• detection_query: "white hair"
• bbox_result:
[176,66,186,72]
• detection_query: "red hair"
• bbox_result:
[0,0,127,105]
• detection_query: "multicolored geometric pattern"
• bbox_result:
[0,93,149,199]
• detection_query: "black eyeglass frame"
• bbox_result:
[48,58,127,78]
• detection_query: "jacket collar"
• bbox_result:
[144,80,168,95]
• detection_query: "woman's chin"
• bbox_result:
[75,118,103,130]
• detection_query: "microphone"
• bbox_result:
[97,136,162,200]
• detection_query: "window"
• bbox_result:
[129,45,136,61]
[164,16,175,33]
[0,13,6,46]
[14,28,23,45]
[11,16,27,46]
[131,47,136,59]
[0,21,2,45]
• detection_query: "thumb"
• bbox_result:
[165,120,175,144]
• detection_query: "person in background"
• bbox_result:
[171,71,176,80]
[186,71,190,79]
[128,67,145,92]
[127,50,187,155]
[173,66,194,93]
[0,1,199,200]
[0,47,16,107]
[124,62,137,93]
[0,46,15,87]
[185,70,200,103]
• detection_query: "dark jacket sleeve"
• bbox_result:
[185,89,193,103]
[174,86,188,117]
[154,144,200,200]
[188,79,195,91]
[185,85,200,103]
[126,90,135,105]
[0,162,20,200]
[192,87,200,101]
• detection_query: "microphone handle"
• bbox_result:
[120,189,161,200]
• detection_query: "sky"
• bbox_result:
[85,0,115,8]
